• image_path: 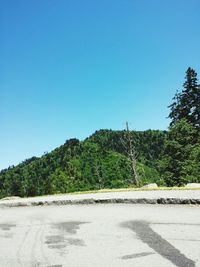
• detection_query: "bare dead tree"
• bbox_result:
[94,162,102,189]
[120,122,139,186]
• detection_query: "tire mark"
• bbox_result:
[31,225,42,265]
[121,252,155,260]
[40,223,50,266]
[31,220,53,267]
[16,224,32,266]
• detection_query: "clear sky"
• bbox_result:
[0,0,200,170]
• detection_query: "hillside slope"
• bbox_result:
[0,129,166,198]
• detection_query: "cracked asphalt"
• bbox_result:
[0,204,200,267]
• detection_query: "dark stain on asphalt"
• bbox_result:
[46,222,88,251]
[48,244,66,249]
[46,235,85,249]
[52,221,88,234]
[121,252,155,260]
[45,221,87,252]
[65,238,85,246]
[0,232,13,238]
[45,235,85,249]
[45,235,66,250]
[45,235,65,245]
[121,220,196,267]
[0,223,16,231]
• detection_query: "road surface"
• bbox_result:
[0,204,200,267]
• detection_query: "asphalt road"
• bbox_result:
[0,204,200,267]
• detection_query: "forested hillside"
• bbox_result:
[0,130,166,198]
[0,67,200,198]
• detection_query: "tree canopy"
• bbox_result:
[169,67,200,128]
[162,67,200,186]
[0,130,166,198]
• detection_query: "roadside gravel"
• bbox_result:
[0,190,200,207]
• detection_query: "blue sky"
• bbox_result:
[0,0,200,170]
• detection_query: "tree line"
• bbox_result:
[0,67,199,198]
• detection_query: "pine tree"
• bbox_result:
[161,119,197,186]
[163,68,200,186]
[169,67,200,128]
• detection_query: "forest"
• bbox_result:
[0,67,200,198]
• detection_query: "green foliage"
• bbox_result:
[169,67,200,128]
[0,131,164,198]
[88,129,166,163]
[161,67,200,186]
[161,119,198,186]
[162,143,200,187]
[181,137,200,183]
[137,163,165,186]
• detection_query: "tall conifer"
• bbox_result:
[169,67,200,128]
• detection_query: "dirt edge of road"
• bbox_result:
[0,197,200,208]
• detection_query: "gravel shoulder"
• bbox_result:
[0,190,200,207]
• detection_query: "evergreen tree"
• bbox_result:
[163,68,200,186]
[169,67,200,128]
[161,119,198,186]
